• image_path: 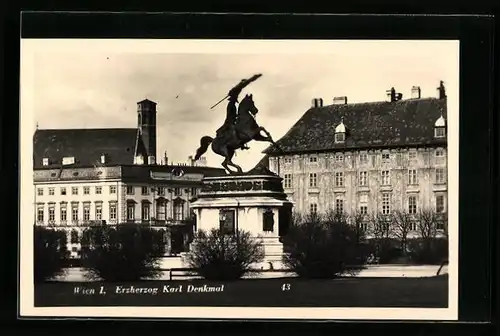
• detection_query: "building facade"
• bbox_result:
[33,99,225,258]
[263,83,448,234]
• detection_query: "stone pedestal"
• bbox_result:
[190,165,293,270]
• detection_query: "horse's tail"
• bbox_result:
[194,136,213,160]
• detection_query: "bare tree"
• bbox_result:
[417,209,439,240]
[391,210,414,256]
[367,212,393,262]
[349,210,368,245]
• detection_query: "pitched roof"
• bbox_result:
[263,97,447,155]
[33,128,143,169]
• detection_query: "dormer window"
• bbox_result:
[434,115,446,138]
[62,157,75,165]
[42,158,49,166]
[334,118,346,144]
[134,155,144,165]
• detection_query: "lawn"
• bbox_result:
[35,275,448,308]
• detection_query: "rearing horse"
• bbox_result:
[194,94,278,174]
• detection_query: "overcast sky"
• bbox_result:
[24,40,459,171]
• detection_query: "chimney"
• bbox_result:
[437,80,446,99]
[333,96,348,105]
[148,156,156,165]
[386,87,403,102]
[188,155,194,166]
[163,151,168,166]
[311,98,323,108]
[411,86,421,99]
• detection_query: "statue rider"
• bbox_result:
[216,76,261,151]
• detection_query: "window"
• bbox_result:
[284,157,292,164]
[95,203,102,220]
[141,186,149,195]
[60,204,67,222]
[174,188,181,196]
[109,203,117,220]
[408,151,417,160]
[410,221,418,231]
[48,187,55,196]
[48,206,55,222]
[83,186,90,195]
[174,203,184,220]
[72,187,78,195]
[359,171,368,186]
[37,188,43,196]
[381,193,391,215]
[371,155,376,167]
[335,172,344,187]
[335,197,344,214]
[436,195,445,213]
[435,168,446,184]
[335,154,344,162]
[60,187,67,195]
[381,170,391,185]
[142,203,150,221]
[359,153,368,164]
[37,205,44,222]
[191,188,197,196]
[158,187,165,196]
[408,169,418,185]
[309,156,318,163]
[359,194,368,215]
[156,201,166,220]
[436,220,445,231]
[62,157,75,165]
[71,204,79,222]
[284,174,293,189]
[309,173,317,188]
[310,203,318,214]
[408,196,417,214]
[382,153,390,162]
[109,186,117,194]
[435,127,446,138]
[335,133,345,143]
[435,149,444,157]
[95,186,102,194]
[83,204,90,221]
[360,205,368,215]
[219,209,235,235]
[127,203,135,220]
[126,186,134,195]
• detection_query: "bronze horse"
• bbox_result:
[194,94,278,174]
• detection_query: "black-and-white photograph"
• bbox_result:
[20,39,459,320]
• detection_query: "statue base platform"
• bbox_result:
[189,165,293,270]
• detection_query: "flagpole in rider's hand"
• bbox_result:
[210,74,263,110]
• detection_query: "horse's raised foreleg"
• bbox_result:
[255,127,285,152]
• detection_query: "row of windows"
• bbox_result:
[37,185,116,197]
[308,194,446,216]
[37,185,198,197]
[333,127,445,144]
[37,202,116,222]
[126,186,197,196]
[285,149,446,165]
[36,201,186,223]
[283,168,447,189]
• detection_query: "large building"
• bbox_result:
[262,83,448,233]
[33,99,226,258]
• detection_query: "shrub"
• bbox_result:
[407,238,448,264]
[33,226,68,283]
[80,224,164,281]
[185,228,265,281]
[283,211,367,278]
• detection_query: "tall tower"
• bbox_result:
[137,99,157,163]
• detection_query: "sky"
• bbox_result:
[25,40,459,171]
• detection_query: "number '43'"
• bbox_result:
[282,283,291,291]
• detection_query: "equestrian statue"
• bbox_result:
[194,74,280,174]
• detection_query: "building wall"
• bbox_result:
[268,146,447,216]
